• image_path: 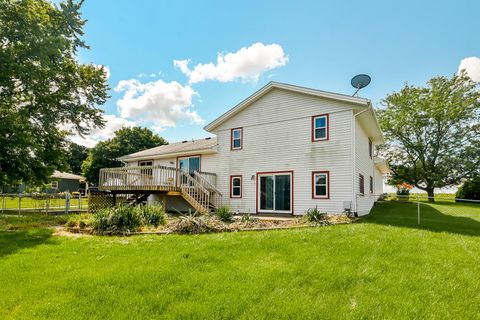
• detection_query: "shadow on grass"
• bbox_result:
[0,228,54,258]
[363,201,480,237]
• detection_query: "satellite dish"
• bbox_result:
[351,74,371,96]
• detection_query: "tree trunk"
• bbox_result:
[427,188,435,203]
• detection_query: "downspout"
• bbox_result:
[352,104,372,216]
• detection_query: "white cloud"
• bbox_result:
[114,79,203,130]
[458,56,480,82]
[174,42,288,84]
[64,114,136,148]
[138,71,162,78]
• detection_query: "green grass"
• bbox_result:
[0,195,88,211]
[0,201,479,319]
[0,213,69,231]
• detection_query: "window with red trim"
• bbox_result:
[231,128,243,150]
[312,171,329,199]
[312,114,329,141]
[230,176,242,198]
[359,174,365,195]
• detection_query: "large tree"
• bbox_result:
[378,72,480,201]
[66,142,89,175]
[0,0,108,187]
[82,127,167,184]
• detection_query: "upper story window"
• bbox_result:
[312,114,329,141]
[312,171,329,199]
[231,128,243,150]
[359,174,365,195]
[230,175,242,198]
[369,139,373,159]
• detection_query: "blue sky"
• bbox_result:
[73,0,480,146]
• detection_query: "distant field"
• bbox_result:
[387,193,456,202]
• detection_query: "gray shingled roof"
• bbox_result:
[51,171,86,181]
[119,137,217,161]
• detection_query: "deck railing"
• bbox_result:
[99,165,179,191]
[194,171,222,209]
[196,171,217,189]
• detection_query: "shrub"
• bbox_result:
[139,204,166,227]
[396,182,413,196]
[170,210,230,234]
[92,205,142,235]
[456,177,480,201]
[304,206,329,225]
[215,206,233,222]
[65,214,93,228]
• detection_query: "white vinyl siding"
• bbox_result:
[213,88,355,215]
[355,120,377,216]
[374,167,384,196]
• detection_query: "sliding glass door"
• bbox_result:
[178,156,200,174]
[258,172,292,213]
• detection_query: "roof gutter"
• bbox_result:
[118,147,217,162]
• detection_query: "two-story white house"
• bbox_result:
[99,82,389,216]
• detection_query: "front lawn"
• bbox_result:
[0,201,479,319]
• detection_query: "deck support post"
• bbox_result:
[113,193,117,206]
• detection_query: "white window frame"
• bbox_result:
[231,128,243,150]
[230,176,242,198]
[51,181,59,189]
[312,171,329,199]
[257,172,293,214]
[312,114,329,141]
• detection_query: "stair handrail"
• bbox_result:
[193,171,222,195]
[179,171,210,213]
[193,171,223,209]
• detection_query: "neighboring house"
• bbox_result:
[1,171,86,194]
[48,171,86,193]
[100,82,389,216]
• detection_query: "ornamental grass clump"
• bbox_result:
[92,205,142,235]
[304,206,329,226]
[170,210,230,234]
[215,206,233,222]
[138,204,166,227]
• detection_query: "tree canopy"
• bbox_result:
[0,0,108,187]
[378,72,480,201]
[66,142,89,175]
[82,127,168,184]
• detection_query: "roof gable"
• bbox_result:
[204,81,370,132]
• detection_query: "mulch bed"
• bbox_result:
[60,214,356,236]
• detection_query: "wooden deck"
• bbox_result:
[99,165,216,191]
[98,165,222,213]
